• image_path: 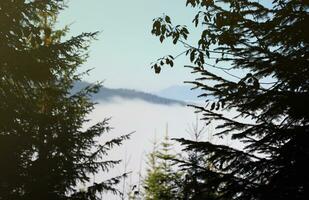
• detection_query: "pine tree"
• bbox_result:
[151,1,309,199]
[177,116,218,200]
[0,1,129,199]
[143,127,182,200]
[143,135,163,200]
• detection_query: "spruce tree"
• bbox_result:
[144,127,182,200]
[151,1,309,199]
[0,1,129,199]
[144,137,165,200]
[176,116,217,200]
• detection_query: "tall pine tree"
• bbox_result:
[151,0,309,199]
[144,126,183,200]
[0,1,129,199]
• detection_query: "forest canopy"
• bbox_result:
[0,1,130,199]
[151,0,309,199]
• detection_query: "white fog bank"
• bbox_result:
[84,98,241,199]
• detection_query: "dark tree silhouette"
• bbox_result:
[175,116,218,200]
[151,1,309,200]
[0,1,129,199]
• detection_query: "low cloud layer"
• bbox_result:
[83,97,239,198]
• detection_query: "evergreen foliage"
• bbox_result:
[143,129,182,200]
[151,0,309,199]
[175,117,218,200]
[0,1,129,199]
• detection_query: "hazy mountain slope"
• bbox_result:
[156,85,204,101]
[73,82,186,106]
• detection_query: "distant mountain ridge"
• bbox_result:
[156,85,204,101]
[73,82,186,106]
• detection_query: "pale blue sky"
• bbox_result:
[59,0,201,92]
[59,0,272,92]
